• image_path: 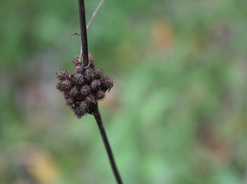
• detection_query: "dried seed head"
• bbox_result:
[101,76,113,92]
[74,106,85,118]
[71,103,77,109]
[63,79,72,90]
[85,95,96,107]
[75,101,80,107]
[72,56,81,66]
[56,69,69,81]
[84,68,94,81]
[56,79,72,91]
[80,101,88,112]
[91,79,101,91]
[75,65,83,74]
[75,74,84,84]
[66,98,74,105]
[80,85,90,97]
[94,68,103,79]
[68,75,75,82]
[56,55,114,118]
[70,87,78,97]
[64,91,70,99]
[96,90,105,100]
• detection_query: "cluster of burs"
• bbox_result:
[56,55,113,118]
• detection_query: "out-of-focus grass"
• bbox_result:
[0,0,247,184]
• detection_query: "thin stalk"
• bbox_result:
[93,106,123,184]
[77,1,123,183]
[78,0,89,67]
[87,0,105,30]
[79,0,105,61]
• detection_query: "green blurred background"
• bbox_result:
[0,0,247,183]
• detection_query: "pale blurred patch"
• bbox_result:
[26,149,59,184]
[152,19,174,52]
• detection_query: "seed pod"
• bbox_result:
[71,103,77,109]
[68,75,75,83]
[84,68,94,81]
[63,91,70,99]
[80,101,88,112]
[91,79,101,91]
[56,79,72,91]
[56,69,69,81]
[94,68,103,79]
[101,76,113,92]
[66,98,74,106]
[70,87,78,97]
[85,94,97,107]
[74,106,85,118]
[96,90,105,100]
[75,65,83,74]
[80,85,90,97]
[75,74,84,84]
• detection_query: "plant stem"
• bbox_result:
[93,106,123,184]
[86,0,105,30]
[78,0,89,67]
[79,0,106,62]
[77,1,123,183]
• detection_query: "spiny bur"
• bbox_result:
[56,54,113,118]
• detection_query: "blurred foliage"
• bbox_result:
[0,0,247,184]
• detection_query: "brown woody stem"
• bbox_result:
[93,106,123,184]
[77,1,123,183]
[78,0,89,67]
